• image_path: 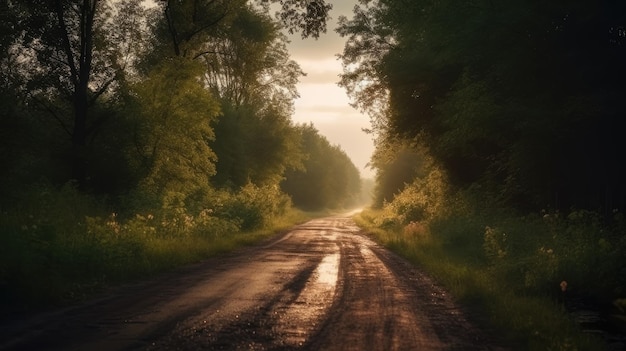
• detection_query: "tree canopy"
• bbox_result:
[0,0,361,215]
[339,0,626,213]
[281,124,362,210]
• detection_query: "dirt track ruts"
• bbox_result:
[0,215,507,351]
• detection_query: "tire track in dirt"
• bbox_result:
[0,215,506,351]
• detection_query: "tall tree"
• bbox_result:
[20,0,108,186]
[129,58,220,203]
[339,0,626,213]
[154,0,332,60]
[12,0,154,189]
[201,6,304,188]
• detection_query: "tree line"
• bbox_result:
[0,0,361,214]
[338,0,626,216]
[340,2,626,346]
[0,0,367,313]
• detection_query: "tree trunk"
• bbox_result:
[64,0,97,188]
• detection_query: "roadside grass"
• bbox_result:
[0,185,323,320]
[353,208,611,350]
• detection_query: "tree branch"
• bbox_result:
[30,94,73,138]
[54,0,79,87]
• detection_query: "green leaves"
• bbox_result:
[130,58,219,200]
[281,124,362,210]
[340,0,626,213]
[270,0,332,39]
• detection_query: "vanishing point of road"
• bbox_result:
[0,214,506,351]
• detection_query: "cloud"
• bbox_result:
[282,0,374,178]
[295,83,350,107]
[298,70,342,85]
[287,35,344,61]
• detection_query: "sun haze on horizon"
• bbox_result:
[284,0,376,180]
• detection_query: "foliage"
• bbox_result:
[0,181,306,317]
[383,166,447,225]
[200,6,305,189]
[339,0,626,214]
[127,58,220,203]
[355,205,620,350]
[216,183,292,230]
[5,0,158,188]
[339,3,626,344]
[281,124,362,210]
[211,101,303,188]
[369,139,431,207]
[201,6,303,107]
[259,0,332,39]
[0,0,348,319]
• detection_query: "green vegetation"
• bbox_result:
[281,124,363,211]
[355,199,625,349]
[339,0,626,214]
[339,0,626,349]
[0,180,326,318]
[0,0,361,318]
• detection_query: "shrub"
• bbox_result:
[217,183,291,230]
[384,168,448,225]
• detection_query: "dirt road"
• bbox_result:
[0,215,505,350]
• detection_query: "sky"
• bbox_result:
[283,1,376,179]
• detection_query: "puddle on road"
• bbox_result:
[316,253,340,286]
[275,253,340,347]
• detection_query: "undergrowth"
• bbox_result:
[0,182,316,320]
[354,204,625,350]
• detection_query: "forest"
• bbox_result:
[0,0,363,315]
[3,0,626,348]
[339,0,626,348]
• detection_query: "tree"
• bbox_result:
[282,124,361,210]
[128,58,220,204]
[10,0,155,189]
[19,0,107,186]
[155,0,332,60]
[338,0,626,213]
[200,6,304,188]
[369,139,429,207]
[210,101,302,188]
[336,0,395,136]
[257,0,332,39]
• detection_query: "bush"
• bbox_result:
[383,168,448,225]
[217,183,291,230]
[0,180,296,315]
[358,203,615,349]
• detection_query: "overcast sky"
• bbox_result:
[284,1,376,179]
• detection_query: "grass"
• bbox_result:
[353,208,609,350]
[0,199,322,320]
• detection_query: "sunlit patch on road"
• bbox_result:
[0,216,504,350]
[275,250,340,347]
[315,253,340,286]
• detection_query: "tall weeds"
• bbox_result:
[0,181,300,318]
[354,185,624,349]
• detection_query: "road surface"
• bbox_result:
[0,215,505,350]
